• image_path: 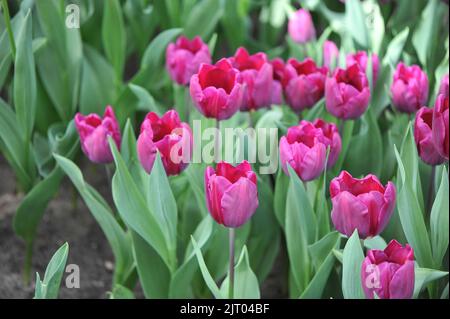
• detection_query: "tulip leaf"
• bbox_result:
[345,0,369,48]
[363,236,387,250]
[34,243,69,299]
[333,119,354,175]
[384,27,409,67]
[342,230,365,299]
[184,0,224,40]
[308,231,340,271]
[184,164,208,217]
[129,84,161,114]
[413,267,449,298]
[300,250,336,299]
[109,285,135,299]
[273,166,289,228]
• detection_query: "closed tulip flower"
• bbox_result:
[228,47,274,111]
[190,59,243,121]
[391,63,429,113]
[439,74,449,98]
[279,121,328,181]
[75,106,121,164]
[137,110,192,176]
[346,51,380,86]
[270,58,285,105]
[325,64,370,119]
[330,171,396,239]
[205,161,258,228]
[288,9,316,44]
[166,36,211,86]
[432,94,449,160]
[361,240,415,299]
[323,40,339,70]
[312,119,342,168]
[284,58,328,112]
[414,105,446,165]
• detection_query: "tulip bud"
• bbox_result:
[205,161,259,228]
[391,63,429,113]
[270,58,286,105]
[414,105,446,165]
[137,110,192,176]
[190,59,243,121]
[323,40,339,71]
[439,73,449,99]
[330,171,396,239]
[75,106,121,164]
[166,36,211,86]
[284,58,328,112]
[288,9,316,44]
[432,94,449,160]
[228,47,274,111]
[361,240,415,299]
[346,51,380,86]
[325,64,370,119]
[279,121,329,181]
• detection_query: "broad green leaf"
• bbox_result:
[300,251,337,299]
[333,120,354,175]
[308,231,340,271]
[413,267,448,298]
[384,28,409,66]
[273,166,289,228]
[109,284,135,299]
[345,0,369,48]
[364,236,387,250]
[184,164,208,217]
[342,230,365,299]
[129,83,161,113]
[184,0,224,40]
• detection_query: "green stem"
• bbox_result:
[1,0,16,60]
[426,165,436,216]
[228,228,235,299]
[23,241,33,285]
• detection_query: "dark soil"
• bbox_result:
[0,156,286,299]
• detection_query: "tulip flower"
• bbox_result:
[312,119,342,168]
[323,40,339,71]
[75,106,121,164]
[166,36,211,86]
[414,104,447,165]
[270,58,285,105]
[325,64,370,119]
[190,59,243,121]
[439,73,449,98]
[361,240,415,299]
[432,94,449,160]
[137,110,192,176]
[279,121,329,181]
[346,51,380,86]
[330,171,396,239]
[204,161,259,228]
[284,58,328,112]
[288,9,316,44]
[391,63,429,113]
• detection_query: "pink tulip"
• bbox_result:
[312,119,342,168]
[279,121,328,181]
[288,9,316,44]
[361,240,415,299]
[137,110,192,176]
[270,58,285,105]
[414,105,447,165]
[432,94,449,160]
[228,47,274,111]
[330,171,396,239]
[205,161,258,228]
[325,64,370,119]
[391,63,429,113]
[166,36,211,86]
[190,59,243,121]
[75,106,121,164]
[346,51,380,86]
[323,40,339,71]
[284,58,328,112]
[439,74,449,98]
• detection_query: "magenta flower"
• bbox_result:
[325,64,370,119]
[166,36,211,86]
[391,63,429,113]
[439,74,449,99]
[288,9,316,44]
[75,106,121,164]
[361,240,415,299]
[137,110,192,176]
[270,58,286,105]
[284,58,328,112]
[330,171,396,239]
[205,161,258,228]
[190,59,243,121]
[346,51,380,86]
[323,40,339,71]
[432,94,449,160]
[312,119,342,168]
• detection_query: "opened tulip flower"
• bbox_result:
[325,64,370,119]
[190,59,243,120]
[439,73,449,98]
[323,40,339,70]
[166,36,211,86]
[330,171,396,239]
[137,110,192,176]
[432,94,449,160]
[204,161,258,228]
[361,240,415,299]
[228,47,274,111]
[414,104,447,165]
[284,58,328,112]
[279,121,329,181]
[75,106,121,164]
[391,63,429,113]
[312,119,342,168]
[288,9,316,44]
[270,58,285,105]
[346,51,380,86]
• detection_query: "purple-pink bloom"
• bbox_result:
[323,40,339,71]
[288,9,316,44]
[432,94,449,160]
[346,51,380,86]
[439,74,449,99]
